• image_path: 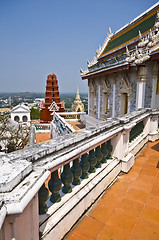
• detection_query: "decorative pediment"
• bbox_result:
[102,78,110,94]
[48,101,59,112]
[89,79,96,93]
[119,74,131,95]
[11,104,30,113]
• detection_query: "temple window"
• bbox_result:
[22,115,28,122]
[91,92,96,110]
[103,93,109,114]
[14,116,20,122]
[120,93,128,115]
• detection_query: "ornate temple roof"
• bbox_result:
[100,5,158,57]
[81,2,159,79]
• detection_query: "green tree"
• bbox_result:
[30,107,40,120]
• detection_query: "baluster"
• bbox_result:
[88,149,97,173]
[95,146,103,168]
[107,140,113,159]
[48,170,62,203]
[80,153,90,179]
[71,158,82,185]
[38,183,49,215]
[61,163,73,193]
[101,142,108,163]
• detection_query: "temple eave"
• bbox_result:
[81,63,130,80]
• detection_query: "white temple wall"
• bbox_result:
[88,61,158,121]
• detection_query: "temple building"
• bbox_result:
[71,88,84,112]
[11,103,30,125]
[81,3,159,121]
[40,73,65,123]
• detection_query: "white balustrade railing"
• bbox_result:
[0,109,159,240]
[58,111,86,121]
[34,123,50,132]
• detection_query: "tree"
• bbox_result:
[0,115,29,153]
[30,107,40,120]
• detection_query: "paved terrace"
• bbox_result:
[65,140,159,240]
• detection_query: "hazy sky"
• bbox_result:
[0,0,157,93]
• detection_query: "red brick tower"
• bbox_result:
[40,73,65,123]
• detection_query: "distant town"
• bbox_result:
[0,92,88,117]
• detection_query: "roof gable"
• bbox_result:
[100,6,158,57]
[48,101,59,112]
[11,104,30,113]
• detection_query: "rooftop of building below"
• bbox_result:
[64,140,159,240]
[34,120,85,144]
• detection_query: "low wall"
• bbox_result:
[0,108,158,240]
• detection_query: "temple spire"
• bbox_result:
[72,87,84,112]
[75,87,80,100]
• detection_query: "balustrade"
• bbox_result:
[38,183,49,215]
[129,121,144,142]
[38,139,112,215]
[34,124,50,131]
[61,163,73,193]
[95,146,103,168]
[1,109,158,240]
[101,142,108,163]
[48,170,62,203]
[71,158,82,185]
[80,153,90,179]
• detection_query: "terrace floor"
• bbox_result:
[64,140,159,240]
[68,121,85,131]
[35,132,50,144]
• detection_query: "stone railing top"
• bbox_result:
[7,117,120,164]
[4,109,154,168]
[0,156,32,193]
[117,108,150,123]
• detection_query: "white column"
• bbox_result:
[136,67,147,110]
[151,62,158,109]
[127,94,131,114]
[98,81,101,119]
[112,77,116,117]
[88,87,90,115]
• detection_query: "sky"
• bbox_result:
[0,0,158,93]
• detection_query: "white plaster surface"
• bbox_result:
[0,159,32,193]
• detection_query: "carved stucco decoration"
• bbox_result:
[126,11,159,65]
[89,79,96,93]
[119,74,132,96]
[102,78,111,95]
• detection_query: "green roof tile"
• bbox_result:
[102,12,157,56]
